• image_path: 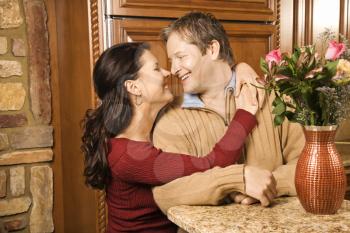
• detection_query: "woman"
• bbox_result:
[81,42,259,233]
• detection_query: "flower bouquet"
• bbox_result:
[259,31,350,126]
[259,30,350,214]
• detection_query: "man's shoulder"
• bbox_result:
[156,96,197,123]
[154,103,187,131]
[153,97,207,137]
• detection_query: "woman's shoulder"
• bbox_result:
[108,138,155,159]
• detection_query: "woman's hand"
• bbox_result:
[235,80,259,115]
[235,62,266,109]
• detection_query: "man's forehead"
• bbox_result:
[166,35,192,57]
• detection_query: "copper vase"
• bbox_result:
[295,125,347,214]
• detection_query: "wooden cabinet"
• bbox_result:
[106,0,276,21]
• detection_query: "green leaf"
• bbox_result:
[287,63,295,76]
[318,92,330,125]
[281,86,298,95]
[325,60,339,76]
[272,95,283,107]
[291,53,298,65]
[277,66,293,78]
[272,102,286,115]
[260,57,269,74]
[274,114,285,126]
[315,74,329,81]
[285,111,295,121]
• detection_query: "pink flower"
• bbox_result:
[274,74,289,81]
[325,41,346,60]
[265,49,282,66]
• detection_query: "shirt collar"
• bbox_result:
[181,71,236,108]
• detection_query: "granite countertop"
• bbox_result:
[168,197,350,233]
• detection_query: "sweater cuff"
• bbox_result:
[233,109,257,134]
[152,164,245,215]
[273,168,297,197]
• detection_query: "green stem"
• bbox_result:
[250,83,268,90]
[285,102,296,110]
[310,112,316,125]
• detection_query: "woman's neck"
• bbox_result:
[117,104,159,142]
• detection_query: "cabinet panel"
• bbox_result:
[110,19,276,95]
[107,0,276,21]
[223,23,276,74]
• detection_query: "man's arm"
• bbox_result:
[152,164,245,214]
[273,119,304,196]
[232,119,304,205]
[232,64,304,203]
[152,107,276,213]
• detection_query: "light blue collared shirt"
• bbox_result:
[181,71,236,108]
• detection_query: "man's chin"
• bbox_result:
[184,89,199,95]
[183,86,196,94]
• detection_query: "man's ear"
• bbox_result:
[124,80,142,96]
[207,40,220,60]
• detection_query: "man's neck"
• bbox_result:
[199,63,233,115]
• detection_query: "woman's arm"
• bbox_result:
[111,109,256,185]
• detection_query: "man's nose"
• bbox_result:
[170,60,179,76]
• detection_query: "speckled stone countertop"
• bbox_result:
[168,197,350,233]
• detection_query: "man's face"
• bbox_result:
[166,32,212,94]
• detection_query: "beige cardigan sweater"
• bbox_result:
[152,89,305,214]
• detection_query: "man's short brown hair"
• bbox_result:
[161,11,234,67]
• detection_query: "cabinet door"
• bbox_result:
[106,0,276,21]
[110,18,276,95]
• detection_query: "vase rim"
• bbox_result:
[303,125,338,131]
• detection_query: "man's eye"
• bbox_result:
[154,67,160,71]
[177,55,186,60]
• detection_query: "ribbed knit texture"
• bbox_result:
[106,109,256,232]
[152,92,305,214]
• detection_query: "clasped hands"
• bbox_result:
[230,165,277,207]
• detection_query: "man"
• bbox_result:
[152,12,304,214]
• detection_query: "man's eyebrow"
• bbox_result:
[174,51,184,56]
[168,52,184,61]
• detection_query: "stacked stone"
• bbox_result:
[0,0,53,233]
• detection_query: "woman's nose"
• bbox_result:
[161,68,171,77]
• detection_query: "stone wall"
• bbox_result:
[0,0,53,232]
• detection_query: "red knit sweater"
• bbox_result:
[106,109,256,233]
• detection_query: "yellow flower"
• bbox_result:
[333,59,350,85]
[337,59,350,73]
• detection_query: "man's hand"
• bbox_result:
[244,165,277,207]
[230,193,259,205]
[235,62,266,108]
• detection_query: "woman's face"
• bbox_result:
[137,50,173,107]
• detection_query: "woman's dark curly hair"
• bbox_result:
[81,42,149,189]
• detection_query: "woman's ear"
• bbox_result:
[207,40,220,60]
[124,80,142,96]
